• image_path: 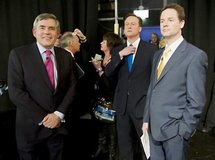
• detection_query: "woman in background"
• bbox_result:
[91,32,123,160]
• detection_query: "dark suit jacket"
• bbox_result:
[105,40,157,118]
[143,40,208,141]
[8,42,77,149]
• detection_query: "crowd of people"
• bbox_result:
[0,2,211,160]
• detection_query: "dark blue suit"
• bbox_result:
[105,40,157,160]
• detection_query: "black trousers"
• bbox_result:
[18,132,64,160]
[0,110,18,160]
[117,112,147,160]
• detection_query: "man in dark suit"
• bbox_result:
[105,14,157,160]
[142,3,208,160]
[7,13,77,160]
[59,31,85,80]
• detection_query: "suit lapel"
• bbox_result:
[156,40,187,82]
[128,41,144,74]
[54,47,63,91]
[122,44,132,74]
[32,43,55,90]
[152,49,163,86]
[130,43,140,72]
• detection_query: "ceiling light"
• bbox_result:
[133,0,149,20]
[133,9,149,19]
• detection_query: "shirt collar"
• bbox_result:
[166,36,184,53]
[65,48,74,57]
[127,38,140,48]
[37,42,55,56]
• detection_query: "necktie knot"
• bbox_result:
[45,49,52,59]
[162,47,171,59]
[157,47,171,79]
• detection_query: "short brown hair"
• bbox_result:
[103,32,123,50]
[124,13,143,26]
[160,3,185,21]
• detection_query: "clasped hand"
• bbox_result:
[42,113,61,129]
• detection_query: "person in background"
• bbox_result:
[55,28,86,48]
[7,13,77,160]
[142,3,208,160]
[105,13,158,160]
[59,30,85,79]
[158,36,166,48]
[58,29,89,159]
[54,33,61,47]
[149,32,160,46]
[90,32,123,160]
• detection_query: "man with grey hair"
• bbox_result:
[8,13,77,160]
[59,30,85,79]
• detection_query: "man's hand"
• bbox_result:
[42,113,61,129]
[73,28,86,42]
[142,122,149,134]
[119,45,136,59]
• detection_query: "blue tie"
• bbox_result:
[127,44,133,72]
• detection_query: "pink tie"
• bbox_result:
[45,49,55,89]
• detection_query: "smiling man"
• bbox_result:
[8,13,77,160]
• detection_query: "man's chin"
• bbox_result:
[41,42,54,48]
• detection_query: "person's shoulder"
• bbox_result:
[54,46,67,52]
[112,43,125,51]
[54,47,72,59]
[12,43,33,51]
[186,42,202,52]
[10,43,36,56]
[140,40,159,51]
[54,46,70,54]
[140,39,155,46]
[181,40,207,61]
[183,40,206,56]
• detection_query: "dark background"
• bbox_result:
[0,0,214,124]
[0,0,214,159]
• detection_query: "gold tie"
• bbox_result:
[157,47,171,79]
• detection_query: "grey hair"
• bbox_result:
[59,32,75,49]
[33,13,60,32]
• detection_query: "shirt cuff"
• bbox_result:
[54,111,65,123]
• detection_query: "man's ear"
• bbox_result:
[139,26,142,33]
[180,20,185,29]
[32,29,36,38]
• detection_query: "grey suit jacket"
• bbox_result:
[143,40,208,141]
[8,42,77,149]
